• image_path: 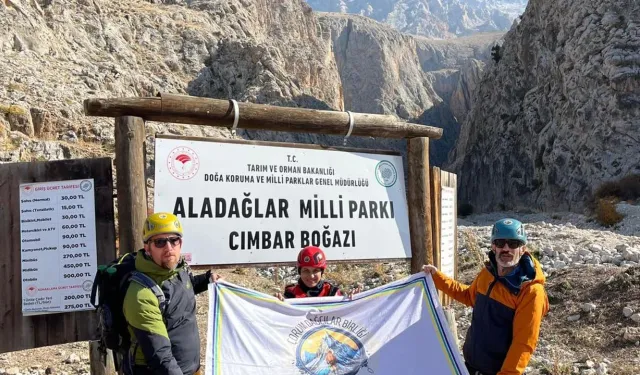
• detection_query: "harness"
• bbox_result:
[285,280,341,298]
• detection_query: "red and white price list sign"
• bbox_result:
[19,179,98,316]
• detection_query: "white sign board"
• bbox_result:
[440,186,456,278]
[154,137,411,266]
[19,179,98,316]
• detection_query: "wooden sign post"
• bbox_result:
[408,137,433,272]
[114,116,147,255]
[82,92,448,373]
[85,92,443,273]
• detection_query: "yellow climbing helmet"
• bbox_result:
[142,212,183,242]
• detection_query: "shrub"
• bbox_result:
[594,197,624,227]
[527,242,542,261]
[491,44,502,63]
[592,174,640,203]
[0,103,28,116]
[370,262,385,278]
[233,267,249,275]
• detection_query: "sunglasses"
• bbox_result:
[149,236,182,248]
[493,239,524,249]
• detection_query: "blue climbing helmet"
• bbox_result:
[490,218,527,244]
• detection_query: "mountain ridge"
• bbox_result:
[306,0,527,38]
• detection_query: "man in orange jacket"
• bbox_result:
[424,218,549,375]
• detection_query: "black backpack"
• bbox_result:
[90,252,167,369]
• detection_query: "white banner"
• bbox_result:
[205,273,468,375]
[154,136,411,265]
[19,179,98,315]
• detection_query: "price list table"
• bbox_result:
[439,186,456,279]
[19,179,98,315]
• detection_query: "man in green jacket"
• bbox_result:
[122,212,220,375]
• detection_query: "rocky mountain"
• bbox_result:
[0,0,502,171]
[0,0,343,154]
[305,0,528,38]
[235,13,502,165]
[448,0,640,212]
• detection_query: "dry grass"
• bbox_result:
[546,354,572,375]
[325,263,365,290]
[61,139,112,158]
[608,363,640,375]
[202,267,281,294]
[193,262,410,297]
[536,348,573,375]
[6,82,27,93]
[0,135,23,151]
[594,197,624,227]
[568,326,607,348]
[539,265,640,373]
[0,103,28,116]
[527,241,543,261]
[371,262,385,278]
[18,147,32,161]
[232,267,250,276]
[174,20,208,31]
[460,229,486,274]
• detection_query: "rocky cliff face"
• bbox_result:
[225,13,500,166]
[0,0,343,162]
[198,10,499,166]
[281,13,500,165]
[306,0,527,38]
[186,0,344,110]
[1,0,498,173]
[448,0,640,212]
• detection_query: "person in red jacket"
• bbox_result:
[276,246,358,300]
[424,218,549,375]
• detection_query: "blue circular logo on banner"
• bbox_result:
[295,325,369,375]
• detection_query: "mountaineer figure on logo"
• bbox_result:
[275,246,360,300]
[301,332,366,375]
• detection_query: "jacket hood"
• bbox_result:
[134,249,185,284]
[487,251,545,295]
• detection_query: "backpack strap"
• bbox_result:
[129,271,168,314]
[89,270,102,308]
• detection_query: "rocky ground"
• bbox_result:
[1,207,639,375]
